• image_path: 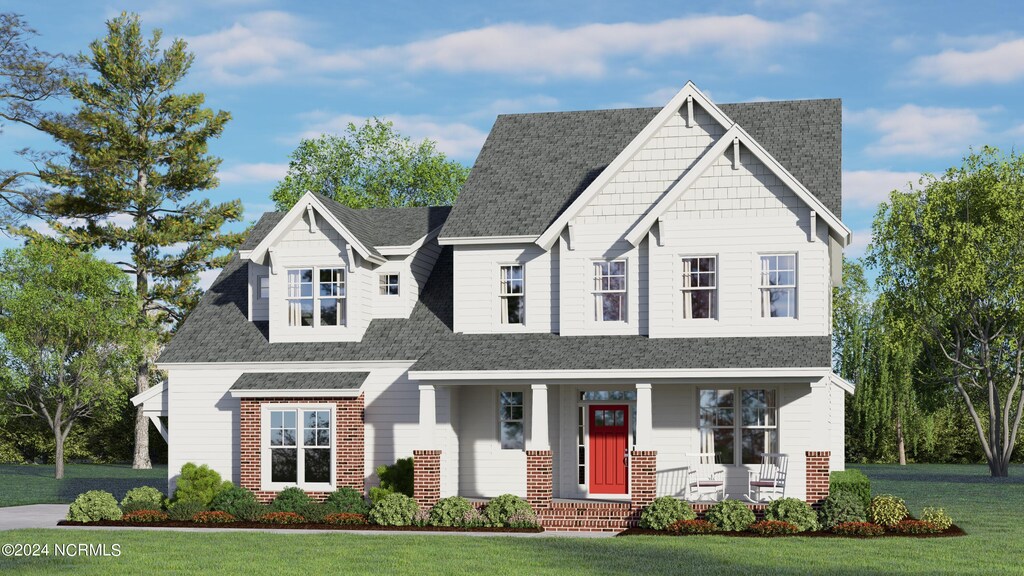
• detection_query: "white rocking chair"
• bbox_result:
[746,453,788,502]
[683,452,725,502]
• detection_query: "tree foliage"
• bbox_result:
[0,241,142,478]
[869,146,1024,476]
[271,118,469,210]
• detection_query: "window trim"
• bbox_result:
[261,403,336,492]
[285,266,348,328]
[679,254,718,320]
[498,263,526,326]
[592,259,628,323]
[757,253,798,319]
[697,387,778,466]
[498,390,525,450]
[378,273,400,296]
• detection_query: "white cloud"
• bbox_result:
[296,114,487,160]
[218,162,289,184]
[912,38,1024,86]
[842,170,920,208]
[847,105,987,157]
[847,228,873,258]
[188,12,822,83]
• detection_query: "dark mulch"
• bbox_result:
[57,520,542,533]
[617,525,967,538]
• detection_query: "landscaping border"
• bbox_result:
[617,525,967,538]
[57,520,543,533]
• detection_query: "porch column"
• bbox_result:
[526,384,553,509]
[418,384,436,448]
[635,383,653,450]
[529,384,550,450]
[414,385,441,509]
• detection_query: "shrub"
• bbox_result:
[192,511,237,524]
[829,469,871,510]
[122,509,169,523]
[890,519,943,534]
[376,457,414,497]
[368,486,393,504]
[818,491,867,529]
[232,500,268,522]
[639,497,697,530]
[325,487,370,515]
[269,487,313,513]
[168,499,207,522]
[120,486,165,511]
[705,500,756,532]
[325,512,368,526]
[868,494,908,527]
[920,507,953,530]
[412,508,430,527]
[667,519,717,535]
[505,510,540,529]
[173,463,232,506]
[749,520,799,536]
[429,496,475,527]
[210,485,258,517]
[368,492,420,526]
[461,507,490,528]
[258,511,306,525]
[831,521,884,537]
[484,494,536,527]
[299,502,332,524]
[764,497,819,532]
[67,490,122,522]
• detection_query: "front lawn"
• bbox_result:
[1,464,1021,575]
[0,464,166,508]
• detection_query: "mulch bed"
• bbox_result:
[57,520,542,533]
[617,525,966,538]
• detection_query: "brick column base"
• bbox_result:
[805,450,831,508]
[413,450,442,510]
[629,450,657,510]
[526,450,553,510]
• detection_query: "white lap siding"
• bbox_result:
[452,244,558,334]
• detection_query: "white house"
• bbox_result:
[136,82,854,530]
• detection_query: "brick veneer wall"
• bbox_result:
[239,394,365,503]
[413,449,442,509]
[629,450,657,509]
[526,450,553,510]
[805,450,831,507]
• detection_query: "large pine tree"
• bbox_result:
[35,13,243,468]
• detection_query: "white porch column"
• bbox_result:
[635,383,653,450]
[418,384,437,449]
[529,384,550,450]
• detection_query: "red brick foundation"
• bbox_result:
[535,500,768,532]
[239,394,365,503]
[629,450,657,510]
[413,449,442,509]
[805,450,831,508]
[526,450,553,510]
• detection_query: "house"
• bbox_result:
[134,82,854,530]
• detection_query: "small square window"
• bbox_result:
[257,276,269,300]
[379,274,400,296]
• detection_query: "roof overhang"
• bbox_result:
[229,388,363,398]
[438,235,538,246]
[830,372,856,395]
[226,371,370,398]
[376,225,445,256]
[409,367,830,382]
[130,382,167,417]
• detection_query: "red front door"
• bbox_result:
[589,405,629,494]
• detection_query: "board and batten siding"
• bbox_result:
[452,244,559,334]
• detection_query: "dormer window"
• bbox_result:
[287,267,347,328]
[593,260,626,322]
[499,264,525,324]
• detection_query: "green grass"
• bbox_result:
[1,464,1022,575]
[0,464,166,507]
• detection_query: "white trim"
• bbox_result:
[230,388,363,398]
[130,382,166,407]
[409,367,830,381]
[376,225,444,255]
[261,403,336,492]
[157,360,414,371]
[438,235,537,246]
[535,81,735,251]
[148,415,168,443]
[830,373,856,395]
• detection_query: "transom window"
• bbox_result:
[759,254,796,318]
[499,391,524,450]
[593,260,626,322]
[268,409,332,486]
[286,267,346,327]
[681,256,717,319]
[379,273,400,296]
[698,388,778,465]
[499,265,525,324]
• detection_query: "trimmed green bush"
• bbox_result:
[368,492,420,526]
[232,500,268,522]
[921,507,953,530]
[120,486,165,511]
[325,487,370,515]
[299,502,332,524]
[368,486,393,504]
[829,469,871,510]
[764,497,819,532]
[210,484,258,517]
[429,496,475,527]
[67,490,122,522]
[376,457,414,497]
[868,494,909,527]
[269,487,313,513]
[705,500,756,532]
[461,507,490,528]
[505,510,540,529]
[639,497,697,530]
[122,509,169,523]
[168,499,206,522]
[173,463,232,506]
[818,491,867,529]
[484,494,535,527]
[412,508,430,527]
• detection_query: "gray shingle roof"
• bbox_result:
[440,98,841,239]
[231,372,369,390]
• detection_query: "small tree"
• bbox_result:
[0,241,141,478]
[870,146,1024,476]
[272,118,469,210]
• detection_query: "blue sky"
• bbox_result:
[5,0,1024,286]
